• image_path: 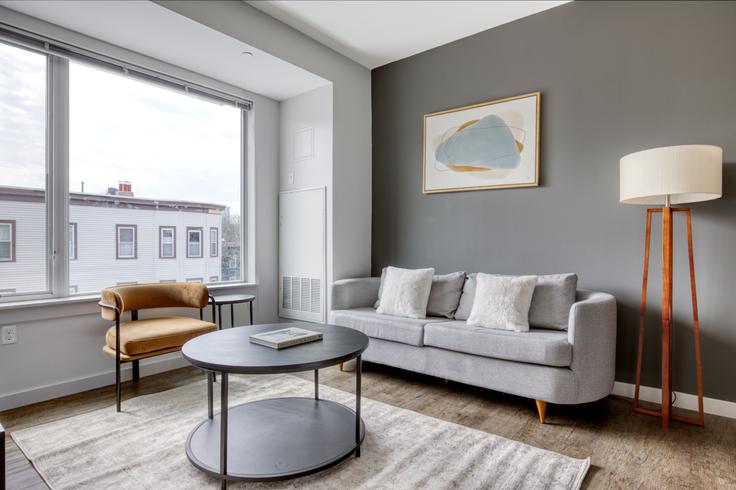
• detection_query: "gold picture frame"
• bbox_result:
[422,92,541,194]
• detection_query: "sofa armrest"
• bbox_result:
[331,277,380,311]
[567,290,617,403]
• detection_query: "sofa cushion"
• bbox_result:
[106,316,217,356]
[528,273,577,330]
[330,307,445,346]
[426,271,466,318]
[467,273,537,332]
[424,321,572,366]
[377,266,435,319]
[454,273,477,320]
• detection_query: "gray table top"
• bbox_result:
[210,293,255,304]
[182,323,369,374]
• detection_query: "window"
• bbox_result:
[0,41,49,296]
[0,220,15,262]
[69,223,77,260]
[116,225,137,259]
[209,275,219,283]
[159,226,176,259]
[187,227,203,258]
[0,32,249,301]
[210,227,219,257]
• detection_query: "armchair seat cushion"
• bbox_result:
[105,316,217,356]
[424,321,572,366]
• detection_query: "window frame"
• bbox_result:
[187,227,203,258]
[68,222,77,260]
[0,220,16,262]
[115,224,138,260]
[210,227,219,257]
[0,30,251,303]
[159,226,176,259]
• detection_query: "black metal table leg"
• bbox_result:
[207,372,214,419]
[249,301,253,325]
[355,355,361,458]
[218,304,223,330]
[314,369,319,400]
[231,304,235,328]
[220,372,228,489]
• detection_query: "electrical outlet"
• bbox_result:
[1,325,17,345]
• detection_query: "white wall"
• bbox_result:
[156,0,373,304]
[279,85,333,317]
[0,6,280,410]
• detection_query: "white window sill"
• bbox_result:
[0,282,259,312]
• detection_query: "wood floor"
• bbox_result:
[2,363,735,489]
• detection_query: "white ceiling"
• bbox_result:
[248,1,570,69]
[0,0,330,101]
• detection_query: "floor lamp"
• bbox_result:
[620,145,722,429]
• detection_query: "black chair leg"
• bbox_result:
[116,357,121,412]
[132,360,140,381]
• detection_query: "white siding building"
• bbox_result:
[0,184,225,296]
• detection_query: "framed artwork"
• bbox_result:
[423,92,540,194]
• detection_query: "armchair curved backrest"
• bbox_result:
[100,283,210,320]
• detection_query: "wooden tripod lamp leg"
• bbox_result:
[634,209,653,410]
[661,206,674,429]
[685,210,705,426]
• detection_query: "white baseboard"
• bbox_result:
[0,354,190,412]
[612,381,736,420]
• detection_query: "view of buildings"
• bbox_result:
[0,181,241,296]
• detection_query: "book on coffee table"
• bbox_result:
[249,327,323,349]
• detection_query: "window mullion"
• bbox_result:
[49,55,70,297]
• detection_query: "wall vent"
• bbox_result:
[281,275,321,314]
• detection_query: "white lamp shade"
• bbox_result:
[620,145,722,205]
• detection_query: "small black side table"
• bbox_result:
[201,294,255,329]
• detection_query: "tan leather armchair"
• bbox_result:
[99,283,217,411]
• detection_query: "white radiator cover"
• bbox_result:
[279,187,326,323]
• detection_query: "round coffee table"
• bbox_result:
[182,323,369,488]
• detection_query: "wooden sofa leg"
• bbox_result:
[535,400,547,424]
[339,362,344,371]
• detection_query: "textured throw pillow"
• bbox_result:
[376,266,435,319]
[467,273,538,332]
[426,271,466,318]
[454,273,477,320]
[528,273,578,330]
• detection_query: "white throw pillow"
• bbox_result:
[376,266,435,319]
[467,273,538,332]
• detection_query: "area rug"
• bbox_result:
[12,374,589,489]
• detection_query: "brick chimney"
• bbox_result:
[117,181,133,196]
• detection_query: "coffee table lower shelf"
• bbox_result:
[186,397,365,483]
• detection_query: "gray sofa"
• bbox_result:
[329,276,617,423]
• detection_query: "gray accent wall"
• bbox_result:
[371,1,736,401]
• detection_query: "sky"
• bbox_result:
[0,42,242,212]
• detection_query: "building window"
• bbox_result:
[0,220,16,262]
[159,226,176,258]
[116,225,137,259]
[69,223,78,260]
[210,227,219,257]
[69,285,78,294]
[186,277,203,283]
[209,275,219,283]
[187,227,203,258]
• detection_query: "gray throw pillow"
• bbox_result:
[528,273,578,330]
[374,267,388,308]
[426,271,466,318]
[454,273,477,320]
